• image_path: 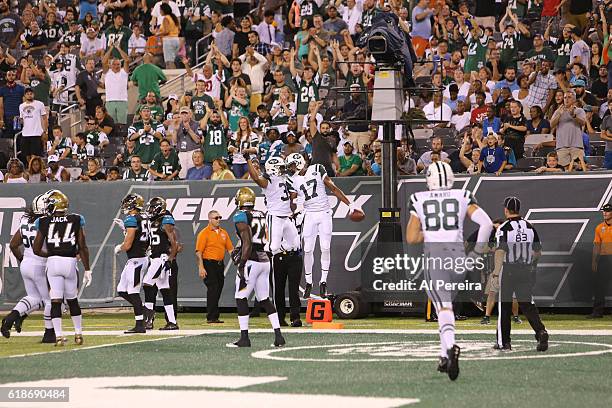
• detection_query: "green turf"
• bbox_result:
[1,332,612,407]
[10,312,612,332]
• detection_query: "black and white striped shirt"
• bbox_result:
[495,217,542,265]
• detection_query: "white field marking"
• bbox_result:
[1,336,186,359]
[9,329,612,337]
[0,376,419,408]
[251,340,612,363]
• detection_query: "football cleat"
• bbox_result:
[41,328,56,344]
[290,319,303,327]
[125,320,146,334]
[493,343,512,351]
[74,334,83,345]
[55,337,67,347]
[1,317,12,338]
[303,283,312,299]
[144,308,155,330]
[536,330,549,352]
[437,357,448,373]
[319,282,327,298]
[480,316,491,325]
[159,322,179,331]
[512,315,522,324]
[273,333,286,347]
[226,337,251,348]
[279,319,289,327]
[446,345,460,381]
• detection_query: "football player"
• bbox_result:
[406,162,493,381]
[142,197,180,330]
[227,187,285,348]
[247,156,299,256]
[1,194,54,342]
[33,190,92,346]
[114,193,150,334]
[286,153,356,298]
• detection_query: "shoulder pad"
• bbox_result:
[123,215,138,228]
[161,215,175,225]
[78,214,86,227]
[34,217,40,231]
[233,211,248,225]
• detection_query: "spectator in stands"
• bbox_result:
[21,61,51,109]
[423,92,452,126]
[570,26,590,72]
[572,78,600,107]
[230,116,259,178]
[493,67,519,102]
[309,101,338,176]
[186,150,208,180]
[84,116,110,150]
[239,45,268,105]
[450,100,471,132]
[338,140,363,177]
[148,138,181,181]
[550,91,588,171]
[0,3,23,52]
[114,138,137,167]
[470,92,488,124]
[102,44,130,125]
[22,21,48,59]
[397,145,417,175]
[123,155,151,181]
[500,100,528,158]
[136,91,166,122]
[270,86,295,134]
[128,23,146,58]
[601,113,612,170]
[78,158,106,181]
[459,136,481,175]
[342,83,370,149]
[211,158,236,180]
[527,106,551,135]
[26,155,46,183]
[478,132,506,175]
[47,126,72,160]
[92,105,115,139]
[72,132,95,164]
[156,3,180,69]
[323,5,348,42]
[225,85,249,132]
[3,158,26,183]
[130,52,167,100]
[257,10,276,46]
[591,66,609,100]
[525,60,557,109]
[19,87,48,164]
[411,0,435,58]
[80,27,105,62]
[482,105,502,134]
[46,154,69,182]
[128,106,165,165]
[417,136,450,172]
[200,102,229,179]
[106,166,122,181]
[173,106,203,179]
[0,69,25,141]
[75,57,102,117]
[535,151,565,173]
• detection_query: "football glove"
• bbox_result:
[231,245,242,266]
[83,270,93,288]
[237,263,248,291]
[114,244,123,255]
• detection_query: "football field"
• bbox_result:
[1,313,612,408]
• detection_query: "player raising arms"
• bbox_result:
[227,187,285,348]
[406,162,493,381]
[114,193,150,334]
[33,190,92,346]
[286,152,357,298]
[247,156,300,258]
[1,194,54,342]
[142,197,180,330]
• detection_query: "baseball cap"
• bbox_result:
[343,140,354,147]
[86,27,96,33]
[571,78,586,88]
[504,196,521,213]
[168,94,178,101]
[195,74,206,82]
[140,105,151,112]
[349,83,361,90]
[601,203,612,212]
[185,90,193,96]
[47,154,59,163]
[179,106,191,114]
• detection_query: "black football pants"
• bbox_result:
[272,251,302,322]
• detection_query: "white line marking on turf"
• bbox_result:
[251,340,612,363]
[2,335,186,359]
[0,377,419,408]
[10,329,612,336]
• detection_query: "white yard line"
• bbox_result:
[9,329,612,336]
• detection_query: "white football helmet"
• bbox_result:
[286,153,306,172]
[426,161,454,191]
[265,157,286,176]
[32,194,47,215]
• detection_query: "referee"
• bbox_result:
[590,203,612,318]
[492,197,548,352]
[195,211,233,324]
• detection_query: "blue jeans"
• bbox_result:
[604,151,612,170]
[232,163,248,179]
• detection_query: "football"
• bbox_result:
[349,208,366,222]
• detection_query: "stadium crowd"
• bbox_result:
[0,0,611,184]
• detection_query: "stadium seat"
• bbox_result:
[585,156,605,168]
[411,128,434,139]
[114,123,129,139]
[516,157,544,171]
[66,167,83,180]
[0,138,13,157]
[590,142,606,156]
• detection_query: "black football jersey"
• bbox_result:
[233,209,268,262]
[148,212,175,257]
[123,213,149,259]
[36,213,84,257]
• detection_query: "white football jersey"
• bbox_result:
[290,173,305,210]
[300,164,331,212]
[19,217,46,264]
[263,174,296,217]
[408,188,477,243]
